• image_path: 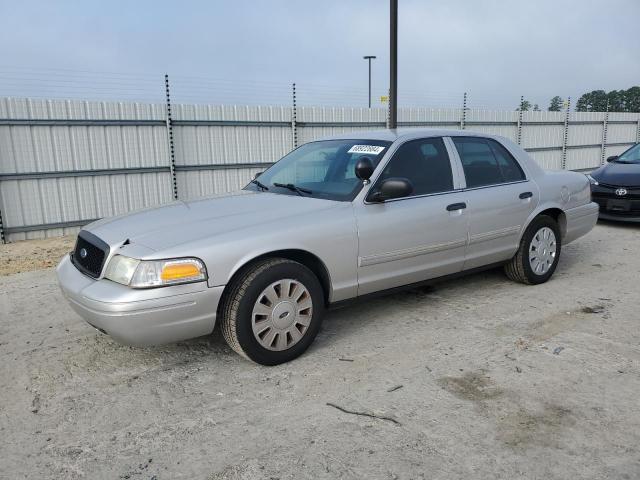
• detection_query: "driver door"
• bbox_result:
[353,137,469,295]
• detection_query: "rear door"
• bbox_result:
[354,137,469,295]
[449,136,539,269]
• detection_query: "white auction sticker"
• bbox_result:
[347,145,385,155]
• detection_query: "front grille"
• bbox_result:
[591,183,640,216]
[71,231,109,278]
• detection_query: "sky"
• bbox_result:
[0,0,639,110]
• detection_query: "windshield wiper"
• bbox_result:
[273,182,312,196]
[250,179,269,191]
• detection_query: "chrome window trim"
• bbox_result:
[363,187,465,205]
[462,179,530,192]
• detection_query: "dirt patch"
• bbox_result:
[437,371,503,403]
[580,304,607,314]
[497,404,575,448]
[0,236,75,276]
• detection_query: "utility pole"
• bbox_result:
[389,0,398,129]
[363,55,376,108]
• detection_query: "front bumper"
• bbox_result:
[591,185,640,222]
[598,211,640,223]
[56,254,224,346]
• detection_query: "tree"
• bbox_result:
[516,99,532,111]
[576,90,608,112]
[607,90,625,112]
[624,86,640,112]
[533,104,540,111]
[548,96,563,111]
[574,86,640,112]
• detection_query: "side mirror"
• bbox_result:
[606,155,618,163]
[369,177,414,202]
[355,156,375,180]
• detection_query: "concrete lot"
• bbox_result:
[0,221,639,479]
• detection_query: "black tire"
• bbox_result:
[504,215,561,285]
[219,258,325,365]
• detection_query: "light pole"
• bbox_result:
[389,0,398,128]
[363,55,376,108]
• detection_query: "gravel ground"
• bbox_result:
[0,236,74,277]
[0,221,639,479]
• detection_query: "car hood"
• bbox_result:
[86,190,343,251]
[592,162,640,187]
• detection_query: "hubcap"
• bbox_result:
[529,227,557,275]
[251,279,313,351]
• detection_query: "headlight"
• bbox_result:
[586,174,599,186]
[105,256,207,288]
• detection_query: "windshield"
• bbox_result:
[245,139,392,201]
[615,143,640,164]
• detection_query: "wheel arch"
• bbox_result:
[220,249,333,310]
[522,205,567,241]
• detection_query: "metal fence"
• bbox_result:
[1,96,639,242]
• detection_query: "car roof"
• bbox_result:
[322,128,503,143]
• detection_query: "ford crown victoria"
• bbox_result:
[57,129,598,365]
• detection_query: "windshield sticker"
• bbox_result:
[347,145,386,155]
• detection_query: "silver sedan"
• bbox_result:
[56,129,599,365]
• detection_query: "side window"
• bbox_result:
[453,137,524,188]
[378,137,454,197]
[487,139,525,183]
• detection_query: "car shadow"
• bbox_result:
[311,267,508,349]
[597,218,640,230]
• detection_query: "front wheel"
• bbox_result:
[504,215,561,285]
[219,258,325,365]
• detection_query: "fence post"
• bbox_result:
[601,102,609,165]
[0,196,5,243]
[636,117,640,143]
[460,92,467,130]
[164,74,178,200]
[516,95,524,145]
[386,88,391,129]
[291,83,298,149]
[561,96,571,170]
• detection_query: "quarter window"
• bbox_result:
[377,137,454,197]
[453,137,525,188]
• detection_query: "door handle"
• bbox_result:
[446,202,467,211]
[519,191,533,199]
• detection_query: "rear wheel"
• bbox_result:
[504,215,561,285]
[219,258,325,365]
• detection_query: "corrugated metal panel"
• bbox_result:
[1,172,171,241]
[565,147,601,170]
[607,123,637,145]
[605,144,634,157]
[172,105,292,166]
[176,168,265,200]
[520,111,564,150]
[567,112,605,147]
[467,110,517,140]
[0,98,172,240]
[528,150,563,171]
